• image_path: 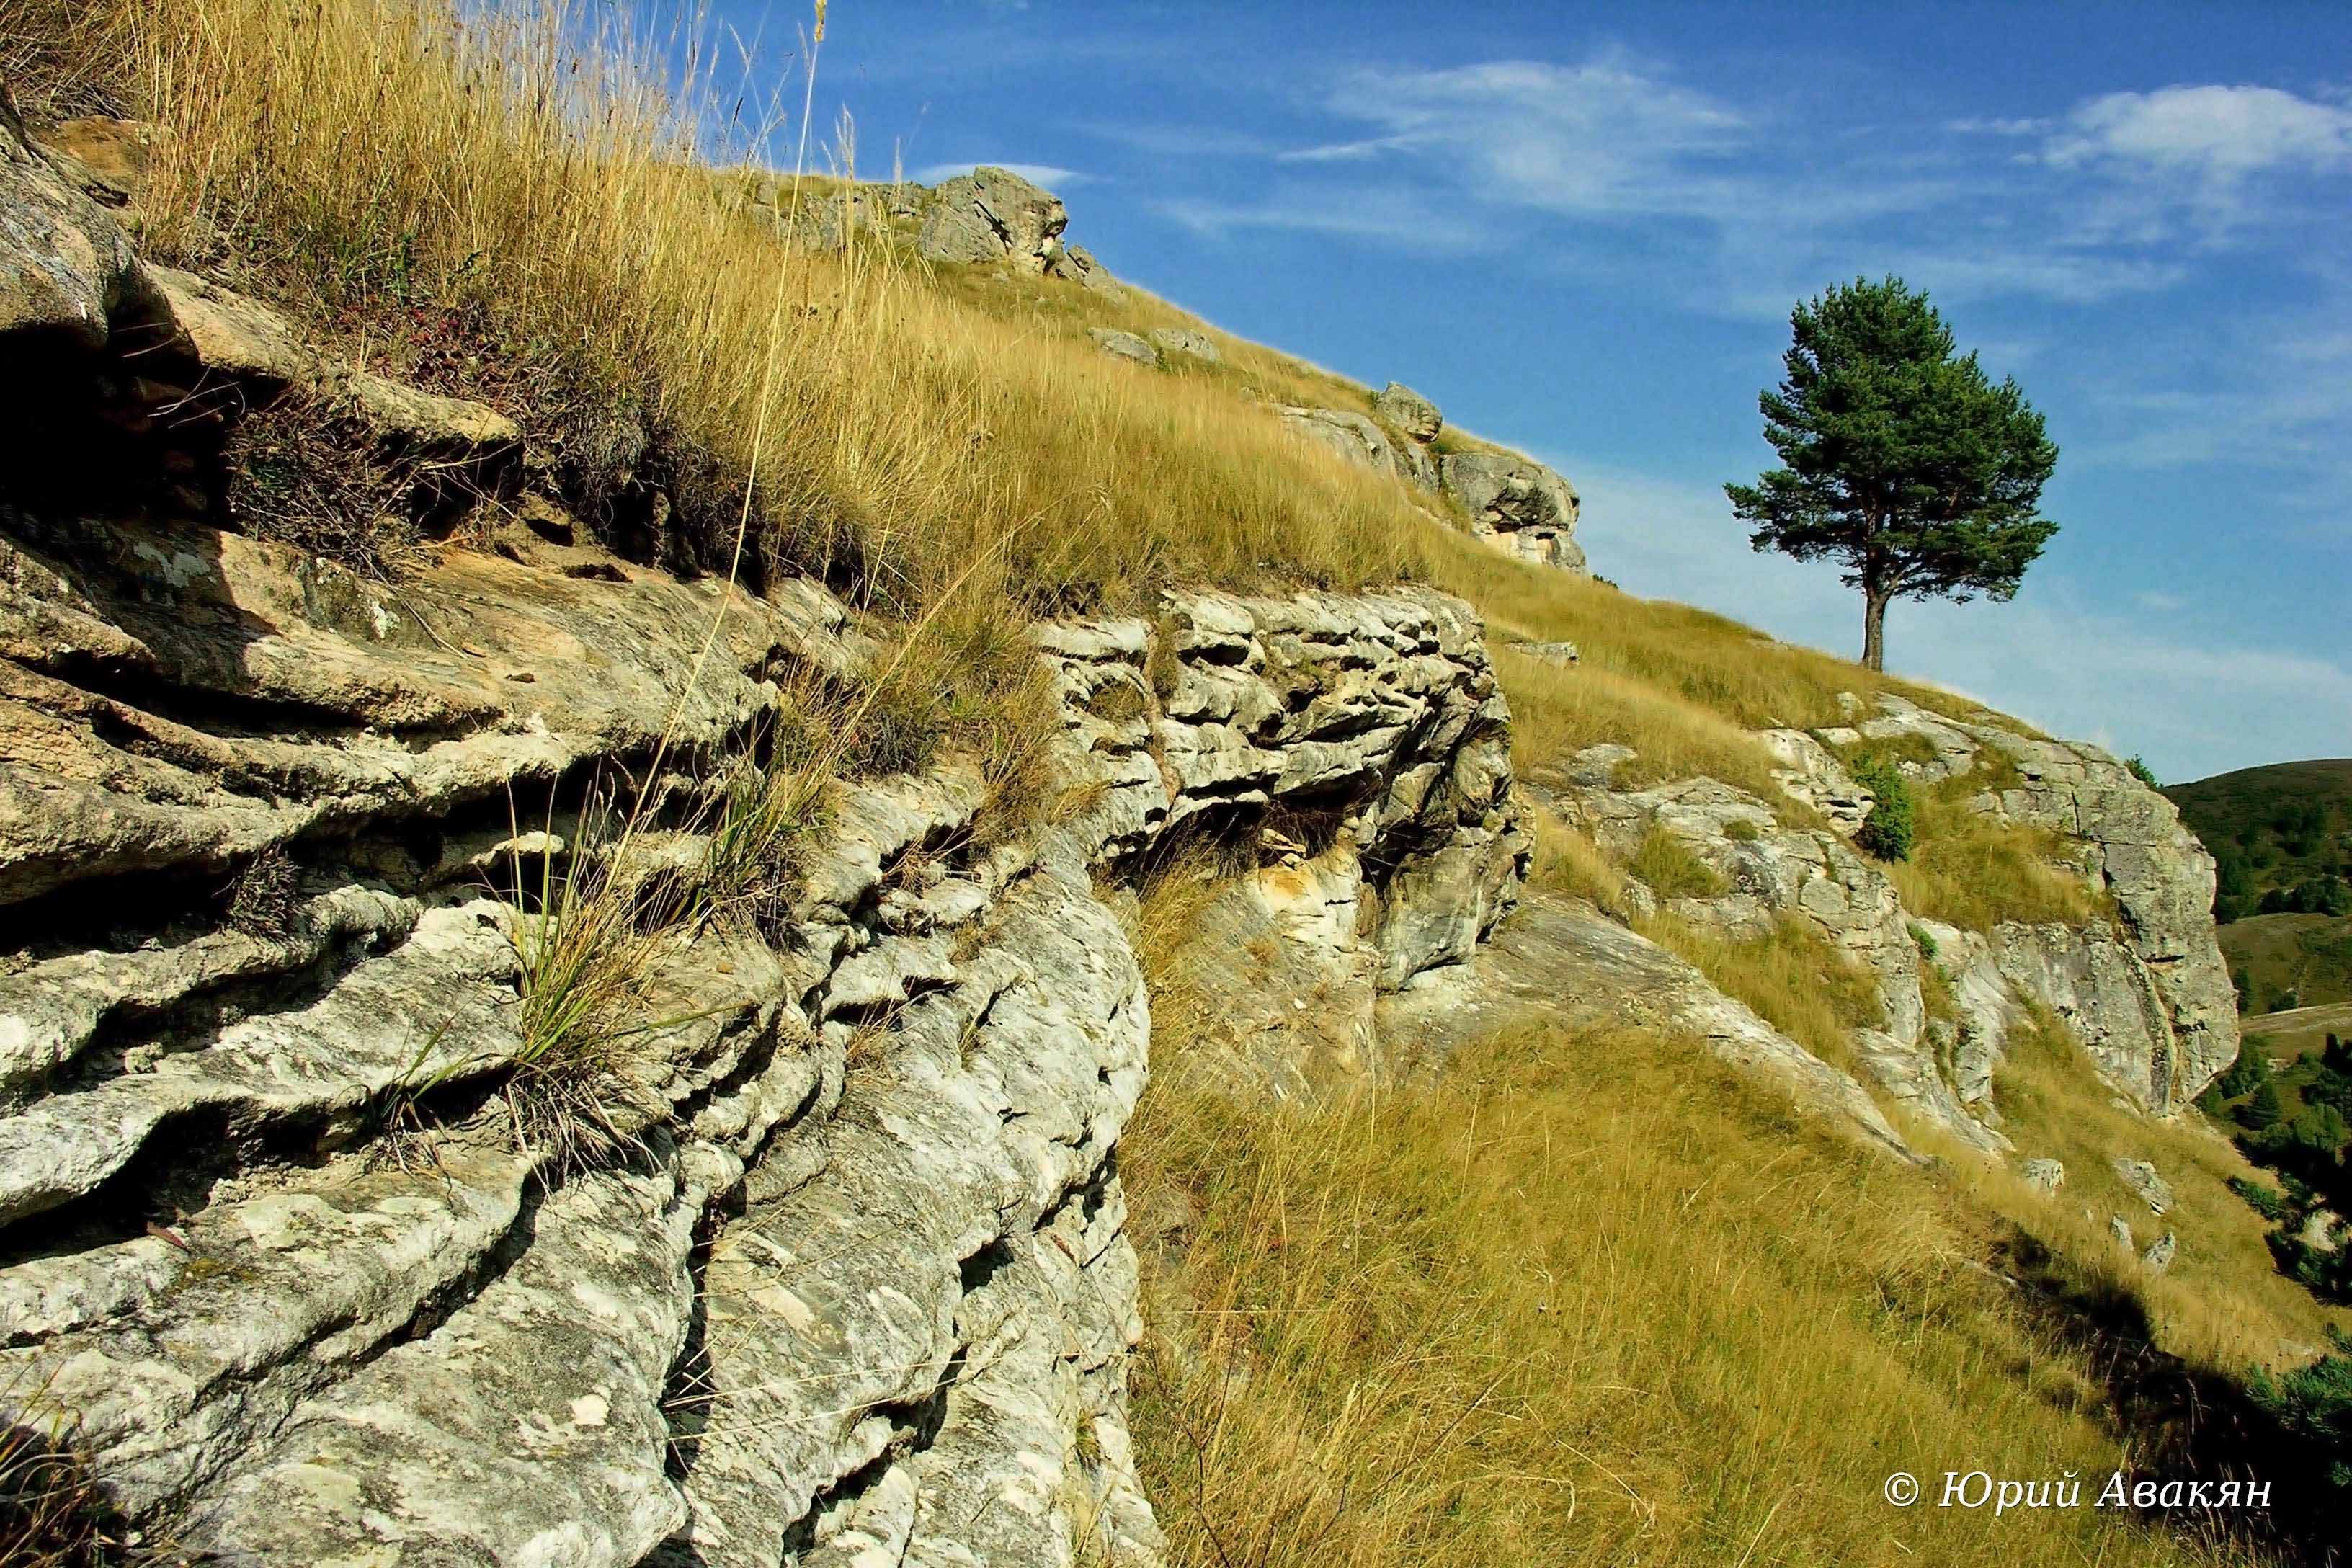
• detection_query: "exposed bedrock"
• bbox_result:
[0,221,1530,1560]
[1842,693,2240,1111]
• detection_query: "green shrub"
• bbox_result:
[2240,1079,2286,1131]
[2125,755,2160,788]
[1906,921,1938,961]
[2247,1328,2352,1492]
[2217,1041,2274,1100]
[1723,818,1761,842]
[1849,755,1915,863]
[2230,1175,2291,1223]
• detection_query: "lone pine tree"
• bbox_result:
[1727,277,2059,672]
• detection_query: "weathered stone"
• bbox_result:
[1374,381,1441,442]
[1440,449,1585,573]
[1088,326,1159,366]
[916,166,1069,274]
[1378,888,1918,1162]
[1148,325,1220,362]
[2111,1156,2175,1215]
[1541,767,2002,1152]
[2022,1157,2064,1194]
[2142,1231,2177,1273]
[1517,639,1580,666]
[1757,727,1873,834]
[2111,1214,2134,1251]
[1,89,141,347]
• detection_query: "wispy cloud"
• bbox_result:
[2044,84,2352,179]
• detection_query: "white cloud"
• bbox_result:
[913,161,1094,190]
[1558,455,2352,780]
[2045,84,2352,179]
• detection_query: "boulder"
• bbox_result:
[1519,640,1580,666]
[2112,1157,2174,1215]
[2022,1157,2064,1194]
[1148,325,1220,363]
[1440,449,1586,573]
[1373,381,1441,442]
[2110,1215,2134,1251]
[1279,405,1398,473]
[1087,326,1158,367]
[1054,243,1124,297]
[0,86,142,347]
[916,166,1069,275]
[2142,1231,2177,1273]
[1755,728,1873,834]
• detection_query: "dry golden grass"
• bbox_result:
[112,0,1435,628]
[1954,1017,2352,1373]
[1888,785,2112,932]
[1125,1013,2263,1568]
[1644,912,1885,1077]
[1525,808,1629,914]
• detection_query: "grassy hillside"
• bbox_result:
[2167,760,2352,924]
[16,3,2352,1563]
[2223,913,2352,1013]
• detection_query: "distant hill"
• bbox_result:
[2165,759,2352,923]
[2222,912,2352,1012]
[2165,760,2352,1011]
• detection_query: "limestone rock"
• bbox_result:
[1056,243,1124,297]
[1,88,142,347]
[2142,1231,2177,1273]
[2111,1215,2134,1251]
[1148,325,1220,362]
[2111,1157,2174,1215]
[1088,326,1159,366]
[1756,727,1873,834]
[917,166,1069,274]
[1440,450,1585,573]
[2022,1158,2064,1194]
[1378,888,1917,1162]
[1517,640,1580,665]
[1280,404,1402,475]
[1374,381,1441,442]
[1541,767,2002,1152]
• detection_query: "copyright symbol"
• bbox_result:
[1884,1472,1920,1507]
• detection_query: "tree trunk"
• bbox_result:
[1861,582,1890,672]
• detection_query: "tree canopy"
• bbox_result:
[1727,276,2059,670]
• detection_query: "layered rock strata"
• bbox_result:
[0,122,1530,1565]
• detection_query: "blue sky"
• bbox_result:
[713,0,2351,783]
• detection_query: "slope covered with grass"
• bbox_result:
[14,3,2350,1563]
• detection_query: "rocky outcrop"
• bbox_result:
[0,225,1530,1566]
[1439,449,1586,574]
[1757,727,1873,834]
[1809,692,2240,1113]
[1,87,144,347]
[1278,404,1432,489]
[1148,326,1219,364]
[1544,763,2002,1152]
[1373,381,1440,443]
[1379,888,1917,1162]
[1089,326,1158,366]
[917,166,1071,275]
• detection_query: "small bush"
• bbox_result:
[1629,828,1727,899]
[1849,754,1915,862]
[2230,1176,2291,1223]
[2125,755,2160,788]
[1723,817,1761,842]
[1907,920,1938,961]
